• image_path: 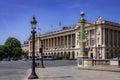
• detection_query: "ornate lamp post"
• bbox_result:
[80,12,86,56]
[77,11,87,68]
[39,41,45,68]
[28,16,39,79]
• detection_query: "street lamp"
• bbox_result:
[28,16,39,79]
[79,11,86,56]
[77,11,88,68]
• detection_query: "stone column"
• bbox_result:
[58,37,60,49]
[46,39,48,49]
[112,30,115,47]
[68,35,71,48]
[54,37,56,49]
[56,37,58,49]
[115,31,117,47]
[73,34,75,47]
[51,38,53,50]
[117,31,119,47]
[67,35,68,48]
[71,34,73,48]
[52,38,54,50]
[118,31,120,47]
[48,38,50,50]
[89,30,91,46]
[61,36,63,49]
[50,38,51,50]
[108,29,110,47]
[46,39,48,50]
[75,32,78,48]
[49,38,51,50]
[37,38,40,50]
[63,36,65,48]
[103,28,105,46]
[59,36,61,49]
[44,39,46,51]
[65,35,67,48]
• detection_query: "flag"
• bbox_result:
[59,21,61,26]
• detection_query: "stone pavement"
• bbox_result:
[78,66,120,72]
[24,66,120,80]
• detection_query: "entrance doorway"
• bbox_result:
[90,53,93,59]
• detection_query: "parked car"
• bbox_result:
[11,58,18,61]
[35,57,41,60]
[21,58,28,61]
[42,55,56,60]
[2,58,10,61]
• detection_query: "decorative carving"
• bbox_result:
[96,16,103,24]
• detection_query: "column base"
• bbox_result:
[77,56,88,68]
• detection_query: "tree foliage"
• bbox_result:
[0,45,9,58]
[12,47,22,57]
[3,37,22,58]
[5,37,21,49]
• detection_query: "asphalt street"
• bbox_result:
[1,60,120,80]
[0,60,77,80]
[0,61,30,80]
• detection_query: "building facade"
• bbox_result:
[21,41,29,53]
[23,17,120,59]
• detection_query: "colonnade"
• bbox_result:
[41,34,76,59]
[41,34,75,51]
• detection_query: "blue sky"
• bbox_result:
[0,0,120,45]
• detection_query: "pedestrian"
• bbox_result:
[92,56,95,66]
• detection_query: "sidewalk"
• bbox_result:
[24,66,120,80]
[78,66,120,72]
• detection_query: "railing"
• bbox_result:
[87,59,120,67]
[87,59,110,66]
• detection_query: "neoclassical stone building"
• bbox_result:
[23,17,120,59]
[21,41,29,53]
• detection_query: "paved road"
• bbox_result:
[42,60,77,67]
[0,60,77,80]
[0,61,30,80]
[31,66,120,80]
[1,60,120,80]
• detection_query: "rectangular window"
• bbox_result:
[86,40,89,46]
[90,38,94,46]
[90,29,94,34]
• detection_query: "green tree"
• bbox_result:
[22,50,29,58]
[5,37,21,49]
[4,37,22,58]
[12,47,22,58]
[0,45,9,58]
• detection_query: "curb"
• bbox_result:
[77,67,120,72]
